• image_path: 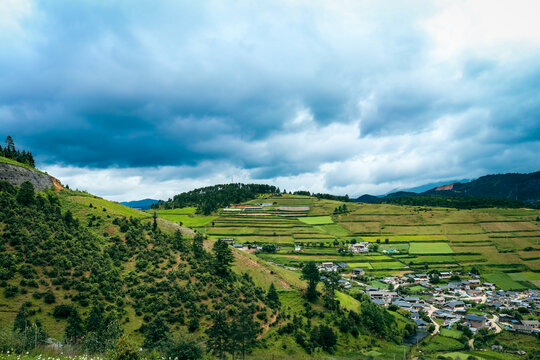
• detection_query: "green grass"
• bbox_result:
[0,155,46,174]
[508,271,540,281]
[440,328,463,339]
[314,224,350,237]
[483,272,528,290]
[297,215,333,225]
[409,242,454,254]
[421,335,464,352]
[65,194,150,219]
[402,255,456,264]
[149,207,197,215]
[370,261,407,269]
[155,211,217,227]
[441,351,521,360]
[335,291,361,312]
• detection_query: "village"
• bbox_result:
[221,237,540,350]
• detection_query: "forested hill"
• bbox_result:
[424,171,540,204]
[152,183,279,214]
[0,180,276,357]
[356,171,540,208]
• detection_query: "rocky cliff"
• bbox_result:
[0,163,61,190]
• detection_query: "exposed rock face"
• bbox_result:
[0,163,56,190]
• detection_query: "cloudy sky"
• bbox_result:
[1,0,539,201]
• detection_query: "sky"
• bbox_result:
[1,0,539,201]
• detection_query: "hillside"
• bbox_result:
[356,171,540,208]
[0,180,416,359]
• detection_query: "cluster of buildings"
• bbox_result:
[348,271,540,335]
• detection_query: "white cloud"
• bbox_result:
[424,0,540,61]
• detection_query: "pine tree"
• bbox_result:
[65,308,84,344]
[143,315,170,349]
[266,283,281,310]
[232,305,260,360]
[213,239,234,276]
[206,312,230,360]
[322,272,340,310]
[193,232,205,258]
[152,211,158,232]
[301,262,320,302]
[85,302,105,334]
[16,181,35,206]
[172,229,185,251]
[13,302,31,332]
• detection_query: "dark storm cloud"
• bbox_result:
[1,0,539,200]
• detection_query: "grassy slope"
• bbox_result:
[0,155,47,174]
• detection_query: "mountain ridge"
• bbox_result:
[355,171,540,207]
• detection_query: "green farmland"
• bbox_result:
[298,215,333,224]
[155,194,540,277]
[409,242,454,254]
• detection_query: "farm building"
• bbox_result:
[464,314,486,329]
[349,242,369,253]
[219,238,235,244]
[353,268,365,276]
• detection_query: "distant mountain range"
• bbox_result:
[120,198,159,210]
[356,171,540,207]
[383,178,471,195]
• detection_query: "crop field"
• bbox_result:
[297,215,333,224]
[378,243,410,252]
[339,221,380,233]
[481,221,539,232]
[380,224,443,235]
[409,242,454,254]
[164,195,540,277]
[508,271,540,287]
[314,224,350,236]
[483,272,529,290]
[441,223,485,234]
[401,255,456,264]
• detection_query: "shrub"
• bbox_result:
[43,289,56,304]
[4,284,18,298]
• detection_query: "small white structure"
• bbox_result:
[349,242,370,253]
[294,244,302,251]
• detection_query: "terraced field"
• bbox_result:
[167,194,540,281]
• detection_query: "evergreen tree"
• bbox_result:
[152,211,158,232]
[322,272,340,310]
[172,229,185,251]
[13,302,32,332]
[5,135,15,154]
[65,307,84,344]
[266,283,281,310]
[301,262,320,302]
[232,305,260,360]
[85,301,105,334]
[206,312,229,360]
[143,315,170,349]
[17,181,35,206]
[193,233,205,258]
[213,239,234,276]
